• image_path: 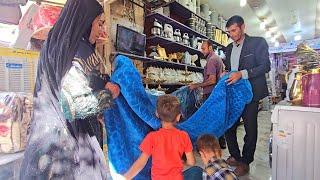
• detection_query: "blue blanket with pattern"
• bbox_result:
[104,55,253,179]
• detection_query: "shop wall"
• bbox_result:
[103,0,145,74]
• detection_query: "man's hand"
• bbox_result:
[188,84,199,90]
[105,82,120,99]
[226,71,242,85]
[220,71,228,78]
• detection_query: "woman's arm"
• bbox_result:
[61,66,111,120]
[89,70,120,99]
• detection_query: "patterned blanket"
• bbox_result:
[104,55,253,179]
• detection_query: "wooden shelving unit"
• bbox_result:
[145,12,226,50]
[147,35,202,55]
[111,51,204,72]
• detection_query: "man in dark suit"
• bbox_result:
[223,15,271,176]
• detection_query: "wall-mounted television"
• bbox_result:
[115,25,146,56]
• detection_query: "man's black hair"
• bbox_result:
[226,15,244,28]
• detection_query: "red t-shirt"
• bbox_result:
[140,128,193,180]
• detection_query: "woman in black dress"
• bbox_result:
[20,0,119,179]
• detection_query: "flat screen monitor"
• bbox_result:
[116,25,146,56]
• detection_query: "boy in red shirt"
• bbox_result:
[123,94,196,180]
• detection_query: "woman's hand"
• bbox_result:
[105,82,120,99]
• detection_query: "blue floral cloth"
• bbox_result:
[104,55,253,179]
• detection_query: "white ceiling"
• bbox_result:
[201,0,319,46]
[265,0,317,42]
[201,0,265,37]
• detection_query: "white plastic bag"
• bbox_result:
[0,92,33,153]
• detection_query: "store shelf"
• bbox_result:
[145,0,167,8]
[214,26,228,36]
[145,12,226,48]
[144,82,186,87]
[146,12,206,40]
[144,60,203,72]
[112,51,204,72]
[165,1,229,35]
[168,0,206,21]
[111,52,153,62]
[147,35,201,55]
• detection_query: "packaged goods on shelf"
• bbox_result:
[214,28,222,44]
[0,47,39,93]
[222,34,229,46]
[0,92,33,153]
[31,4,62,40]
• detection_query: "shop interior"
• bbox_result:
[0,0,319,179]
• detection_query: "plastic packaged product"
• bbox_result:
[0,92,33,153]
[31,4,62,40]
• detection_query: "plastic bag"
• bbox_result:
[32,4,62,30]
[0,92,33,153]
[31,4,62,40]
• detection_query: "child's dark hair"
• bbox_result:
[196,134,222,157]
[156,94,181,122]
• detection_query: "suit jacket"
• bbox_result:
[224,34,271,101]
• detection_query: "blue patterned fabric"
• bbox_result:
[172,86,202,120]
[145,87,201,121]
[104,55,253,179]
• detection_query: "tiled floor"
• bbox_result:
[192,110,272,180]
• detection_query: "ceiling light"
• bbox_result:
[240,0,246,7]
[260,21,266,29]
[266,30,271,38]
[290,10,298,25]
[275,41,279,47]
[294,34,301,41]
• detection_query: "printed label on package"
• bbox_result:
[6,63,23,69]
